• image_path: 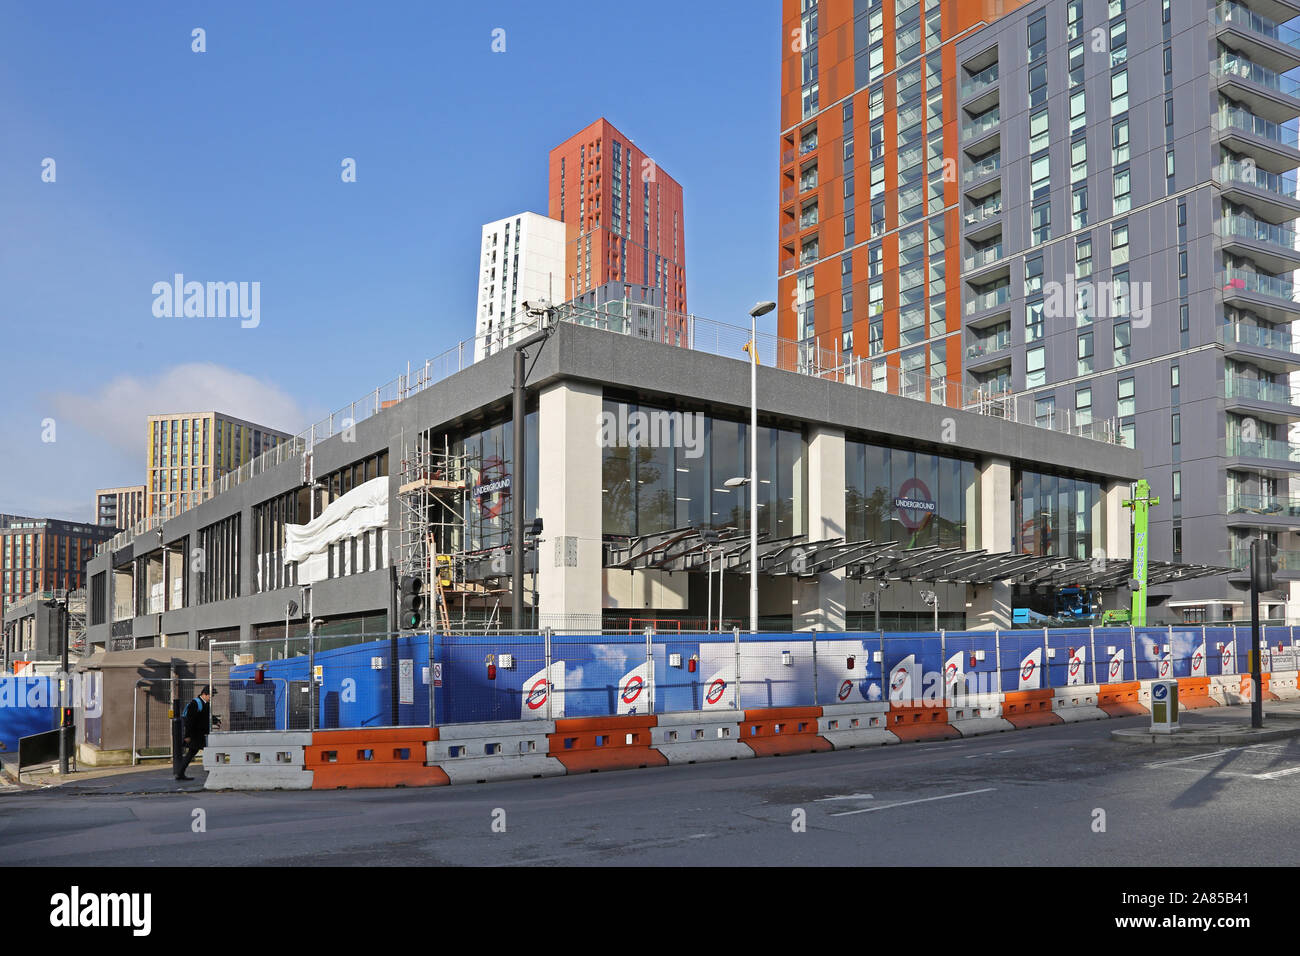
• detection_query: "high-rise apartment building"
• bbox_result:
[95,485,146,529]
[0,517,112,610]
[473,211,567,362]
[147,412,292,516]
[548,118,688,327]
[780,0,1300,623]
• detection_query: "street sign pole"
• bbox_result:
[1250,540,1263,729]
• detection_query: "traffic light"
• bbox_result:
[399,575,424,629]
[1252,539,1279,592]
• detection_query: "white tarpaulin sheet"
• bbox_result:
[285,476,389,584]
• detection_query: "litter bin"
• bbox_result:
[1150,679,1179,734]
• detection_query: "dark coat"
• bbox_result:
[182,696,211,744]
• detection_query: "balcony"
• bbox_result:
[782,147,795,166]
[962,152,1002,200]
[1214,52,1300,121]
[1224,373,1300,420]
[1224,433,1300,467]
[1215,159,1300,221]
[799,136,818,156]
[781,184,797,202]
[799,174,818,195]
[1214,1,1300,74]
[1220,211,1300,270]
[1229,547,1300,573]
[963,242,1004,273]
[1220,268,1300,323]
[962,107,1000,144]
[1215,106,1300,173]
[965,328,1012,372]
[1226,491,1300,526]
[965,284,1012,319]
[960,63,1000,114]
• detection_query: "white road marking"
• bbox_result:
[1252,766,1300,780]
[1145,748,1243,768]
[815,793,874,801]
[831,787,996,817]
[964,749,1015,759]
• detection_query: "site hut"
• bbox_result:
[83,314,1220,656]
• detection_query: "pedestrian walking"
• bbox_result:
[176,685,212,781]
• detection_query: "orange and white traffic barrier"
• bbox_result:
[1096,682,1146,716]
[1266,672,1299,700]
[427,719,564,783]
[888,703,960,742]
[818,701,899,748]
[946,692,1014,736]
[1175,677,1218,710]
[1000,689,1063,728]
[1051,685,1107,722]
[203,731,314,790]
[307,728,447,790]
[740,706,832,756]
[547,715,667,773]
[652,710,751,764]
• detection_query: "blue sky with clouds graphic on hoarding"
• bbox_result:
[0,1,779,519]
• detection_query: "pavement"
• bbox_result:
[1111,698,1300,745]
[3,699,1300,865]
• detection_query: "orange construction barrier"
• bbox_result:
[1097,682,1147,717]
[547,715,667,773]
[739,707,832,756]
[1000,689,1063,728]
[887,704,960,742]
[1262,673,1281,701]
[307,728,449,789]
[1176,677,1218,710]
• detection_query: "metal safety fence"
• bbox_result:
[204,625,1300,732]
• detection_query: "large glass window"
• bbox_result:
[846,439,974,548]
[1015,469,1100,559]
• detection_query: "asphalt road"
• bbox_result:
[4,712,1300,866]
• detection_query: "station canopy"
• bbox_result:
[603,527,1231,589]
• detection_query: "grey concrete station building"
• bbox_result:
[84,318,1163,653]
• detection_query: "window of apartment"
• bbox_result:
[844,175,855,199]
[1028,14,1047,62]
[1067,0,1082,40]
[1172,470,1181,500]
[1113,168,1131,214]
[1069,41,1085,87]
[1077,331,1094,374]
[1076,386,1093,426]
[1035,395,1056,428]
[1028,63,1048,108]
[1025,255,1044,296]
[1166,149,1175,180]
[1026,346,1046,388]
[1112,119,1129,166]
[1164,97,1173,127]
[1111,222,1129,265]
[1111,69,1129,115]
[1031,154,1051,200]
[1171,364,1180,389]
[1071,137,1087,183]
[1171,412,1181,445]
[1163,46,1172,75]
[1030,110,1050,152]
[1118,377,1135,416]
[1072,185,1089,229]
[1114,320,1131,365]
[1031,201,1052,243]
[1109,19,1127,66]
[1113,269,1130,316]
[1109,0,1125,16]
[1069,91,1086,134]
[1026,299,1045,342]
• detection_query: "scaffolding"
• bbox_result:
[397,436,471,635]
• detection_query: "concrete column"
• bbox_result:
[537,381,604,630]
[970,457,1013,630]
[796,426,846,631]
[1101,481,1132,561]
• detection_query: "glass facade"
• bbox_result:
[454,412,538,553]
[601,400,805,538]
[845,440,974,547]
[1014,469,1099,559]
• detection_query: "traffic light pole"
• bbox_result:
[1250,539,1263,729]
[512,345,525,633]
[59,600,69,775]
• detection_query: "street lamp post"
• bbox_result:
[745,301,776,634]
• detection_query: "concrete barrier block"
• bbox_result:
[205,766,314,790]
[818,702,899,748]
[947,695,1014,736]
[1052,685,1107,722]
[1269,672,1299,700]
[427,720,565,783]
[207,731,313,748]
[652,710,752,764]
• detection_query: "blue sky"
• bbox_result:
[0,0,780,520]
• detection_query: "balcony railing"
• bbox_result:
[800,137,818,155]
[1221,212,1300,251]
[1227,492,1300,516]
[1224,374,1300,405]
[1230,548,1300,570]
[1215,159,1300,200]
[800,176,818,193]
[1217,105,1300,148]
[965,199,1003,225]
[960,63,999,99]
[1214,1,1300,54]
[962,108,1000,139]
[781,185,796,201]
[1214,52,1300,98]
[1221,268,1300,309]
[966,328,1011,359]
[966,285,1011,315]
[780,220,798,238]
[1225,434,1300,461]
[963,153,1002,183]
[799,212,819,229]
[963,243,1004,270]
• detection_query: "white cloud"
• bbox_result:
[47,363,312,452]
